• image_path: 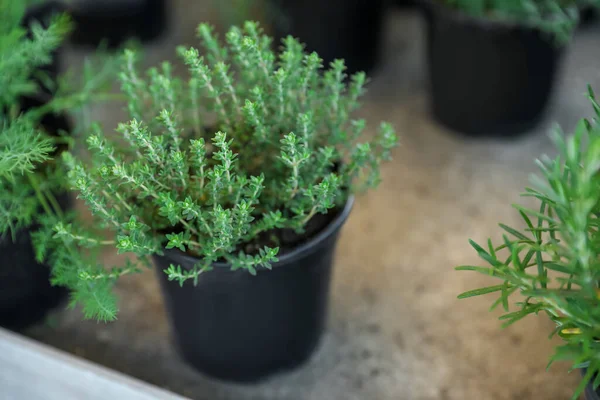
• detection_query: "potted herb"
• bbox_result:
[456,86,600,399]
[0,1,117,330]
[0,1,73,330]
[420,0,585,136]
[68,0,167,48]
[267,0,385,75]
[49,21,398,382]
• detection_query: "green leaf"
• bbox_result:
[457,285,505,299]
[468,239,502,268]
[498,223,530,241]
[455,265,497,275]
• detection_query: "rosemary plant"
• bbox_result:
[456,86,600,399]
[48,21,398,321]
[443,0,598,40]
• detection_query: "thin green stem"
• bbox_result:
[27,173,54,217]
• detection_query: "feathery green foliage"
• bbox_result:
[50,21,398,321]
[0,1,72,239]
[0,0,118,316]
[456,86,600,399]
[443,0,598,40]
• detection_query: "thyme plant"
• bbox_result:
[443,0,599,40]
[456,86,600,399]
[49,21,398,321]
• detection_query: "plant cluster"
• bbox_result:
[42,21,398,322]
[443,0,599,40]
[457,86,600,399]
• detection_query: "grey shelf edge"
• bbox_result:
[0,327,190,400]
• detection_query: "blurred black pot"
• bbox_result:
[421,0,565,137]
[69,0,167,48]
[269,0,385,75]
[0,193,71,331]
[580,6,599,28]
[583,369,600,400]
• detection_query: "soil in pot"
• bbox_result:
[421,1,564,137]
[153,197,354,383]
[69,0,167,48]
[269,0,385,75]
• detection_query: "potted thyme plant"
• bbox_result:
[456,86,600,400]
[421,0,588,137]
[49,21,398,382]
[268,0,385,75]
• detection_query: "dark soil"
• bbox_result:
[238,207,339,257]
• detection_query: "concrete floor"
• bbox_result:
[24,3,600,400]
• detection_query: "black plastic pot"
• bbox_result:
[69,0,167,48]
[581,367,600,400]
[421,1,564,137]
[0,194,70,331]
[586,384,599,400]
[269,0,385,75]
[153,197,354,382]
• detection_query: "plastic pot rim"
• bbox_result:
[159,195,355,271]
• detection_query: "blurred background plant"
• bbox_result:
[443,0,597,40]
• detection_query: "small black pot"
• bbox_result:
[421,1,564,137]
[69,0,167,48]
[153,197,354,382]
[0,192,71,331]
[269,0,385,75]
